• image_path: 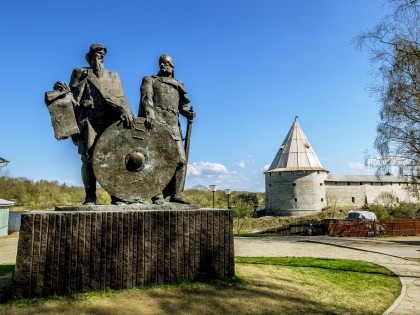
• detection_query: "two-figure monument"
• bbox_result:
[13,44,234,298]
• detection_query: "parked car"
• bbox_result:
[347,210,377,221]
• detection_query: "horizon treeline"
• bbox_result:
[0,175,264,210]
[0,176,110,209]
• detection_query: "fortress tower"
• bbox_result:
[265,117,328,216]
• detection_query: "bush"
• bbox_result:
[369,204,389,219]
[392,202,419,219]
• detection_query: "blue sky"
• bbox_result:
[0,0,386,192]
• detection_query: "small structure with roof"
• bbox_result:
[265,118,415,216]
[0,198,14,236]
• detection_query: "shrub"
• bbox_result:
[369,204,389,219]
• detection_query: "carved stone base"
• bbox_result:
[13,207,234,298]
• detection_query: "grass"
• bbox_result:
[0,264,14,277]
[234,233,281,237]
[0,257,401,315]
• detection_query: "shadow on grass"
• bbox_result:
[0,264,14,303]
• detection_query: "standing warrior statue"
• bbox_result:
[139,53,196,204]
[46,43,134,205]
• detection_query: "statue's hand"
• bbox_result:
[145,116,155,129]
[120,111,134,129]
[187,106,196,121]
[54,81,70,93]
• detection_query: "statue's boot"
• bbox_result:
[82,160,97,205]
[152,193,165,205]
[169,165,191,205]
[169,195,191,204]
[111,195,127,206]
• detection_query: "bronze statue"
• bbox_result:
[139,53,196,204]
[46,44,135,205]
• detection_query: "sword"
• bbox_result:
[184,106,194,163]
[182,106,194,191]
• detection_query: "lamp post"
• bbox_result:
[225,189,232,209]
[209,185,217,208]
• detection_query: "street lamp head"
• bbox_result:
[209,185,217,192]
[224,189,232,195]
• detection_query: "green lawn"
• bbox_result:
[0,257,401,315]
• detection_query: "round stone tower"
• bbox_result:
[265,117,328,216]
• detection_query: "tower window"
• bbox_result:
[295,198,297,202]
[347,182,350,186]
[320,183,323,186]
[321,198,324,202]
[269,184,271,187]
[292,183,296,186]
[360,182,362,185]
[279,172,281,175]
[352,197,355,203]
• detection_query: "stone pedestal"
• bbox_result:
[13,207,234,298]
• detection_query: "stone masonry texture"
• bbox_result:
[13,208,235,298]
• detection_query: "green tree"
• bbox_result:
[356,0,420,193]
[376,191,398,211]
[392,202,419,218]
[231,196,254,233]
[369,204,390,219]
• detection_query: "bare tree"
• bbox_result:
[0,157,9,177]
[355,0,420,194]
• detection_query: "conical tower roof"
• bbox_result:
[266,117,326,172]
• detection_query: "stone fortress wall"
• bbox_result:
[265,171,328,216]
[264,118,417,217]
[266,173,414,216]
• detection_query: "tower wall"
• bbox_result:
[265,170,328,216]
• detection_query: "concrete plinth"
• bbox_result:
[13,207,234,298]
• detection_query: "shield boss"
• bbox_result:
[93,117,179,202]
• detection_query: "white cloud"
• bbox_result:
[235,161,246,168]
[187,161,229,176]
[185,160,266,192]
[234,155,256,169]
[262,164,270,171]
[347,161,366,170]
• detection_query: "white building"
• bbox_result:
[264,118,415,216]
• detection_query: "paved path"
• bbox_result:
[235,236,420,315]
[1,234,419,314]
[0,233,19,265]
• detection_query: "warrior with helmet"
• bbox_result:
[139,53,196,204]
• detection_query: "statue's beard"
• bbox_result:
[91,57,104,77]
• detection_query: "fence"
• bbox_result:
[265,219,420,237]
[324,219,420,237]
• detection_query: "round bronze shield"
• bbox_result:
[93,117,179,202]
